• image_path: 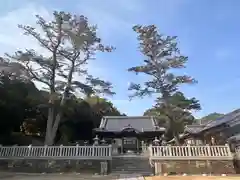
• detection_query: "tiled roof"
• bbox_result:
[202,109,240,130]
[184,124,205,134]
[184,109,240,134]
[228,133,240,141]
[99,116,165,132]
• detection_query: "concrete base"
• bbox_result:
[153,160,235,175]
[0,159,110,175]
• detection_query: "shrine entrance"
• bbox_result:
[122,137,139,153]
[121,126,140,153]
[93,116,166,155]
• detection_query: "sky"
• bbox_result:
[0,0,240,118]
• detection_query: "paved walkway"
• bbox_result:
[0,173,117,180]
[118,174,144,180]
[2,173,240,180]
[0,173,146,180]
[144,176,240,180]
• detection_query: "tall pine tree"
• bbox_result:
[128,25,200,144]
[5,11,115,145]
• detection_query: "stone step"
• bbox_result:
[112,168,152,172]
[113,170,152,173]
[113,166,152,170]
[111,156,152,176]
[114,167,149,169]
[112,165,152,169]
[113,169,151,172]
[112,166,152,169]
[113,165,151,169]
[118,174,145,180]
[113,171,152,176]
[114,162,149,165]
[113,165,151,167]
[112,167,152,173]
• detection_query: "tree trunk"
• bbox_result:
[173,131,180,145]
[50,112,62,145]
[44,61,74,145]
[44,107,55,145]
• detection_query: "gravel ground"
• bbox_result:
[1,173,240,180]
[144,176,240,180]
[0,173,120,180]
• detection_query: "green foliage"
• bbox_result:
[144,92,201,137]
[0,74,123,145]
[197,112,224,124]
[0,74,39,143]
[8,11,115,96]
[129,25,200,143]
[128,25,196,100]
[3,11,115,145]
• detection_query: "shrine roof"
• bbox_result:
[185,108,240,134]
[98,116,165,132]
[184,124,206,134]
[202,109,240,130]
[228,133,240,141]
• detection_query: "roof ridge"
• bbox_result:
[103,116,154,119]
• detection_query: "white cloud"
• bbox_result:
[77,4,134,41]
[76,0,187,41]
[0,3,53,89]
[0,4,52,55]
[0,3,108,92]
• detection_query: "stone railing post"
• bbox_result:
[206,144,211,171]
[187,144,192,156]
[225,144,232,158]
[28,144,32,157]
[76,143,79,156]
[60,144,63,157]
[12,144,17,157]
[149,144,153,157]
[108,145,112,157]
[43,145,48,157]
[0,144,3,157]
[206,144,211,156]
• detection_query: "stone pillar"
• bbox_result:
[153,137,160,146]
[136,138,139,153]
[100,161,108,175]
[84,141,88,146]
[100,138,107,145]
[107,160,112,174]
[160,134,165,146]
[121,139,124,154]
[141,140,145,153]
[93,135,99,146]
[211,136,215,145]
[112,140,118,155]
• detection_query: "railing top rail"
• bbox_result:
[151,145,229,147]
[0,145,112,160]
[0,145,112,148]
[149,145,233,160]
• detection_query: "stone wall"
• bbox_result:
[0,159,110,175]
[154,160,235,175]
[233,160,240,174]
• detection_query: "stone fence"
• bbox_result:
[0,145,112,174]
[149,144,235,175]
[0,144,238,175]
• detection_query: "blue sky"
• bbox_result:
[0,0,240,118]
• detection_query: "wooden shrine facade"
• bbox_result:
[93,116,165,153]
